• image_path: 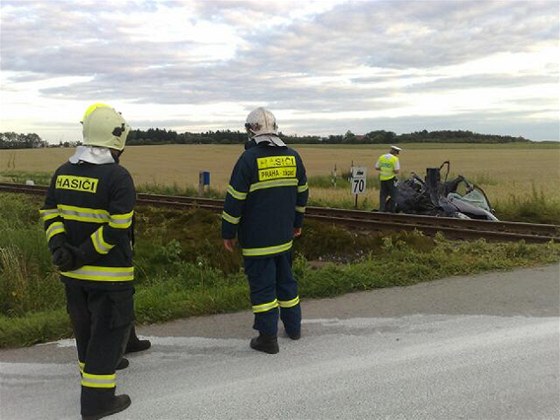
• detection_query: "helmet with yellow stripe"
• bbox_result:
[81,103,130,151]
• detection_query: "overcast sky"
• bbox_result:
[1,0,558,143]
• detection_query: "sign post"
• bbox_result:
[351,166,367,208]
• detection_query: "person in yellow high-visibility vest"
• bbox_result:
[374,145,401,212]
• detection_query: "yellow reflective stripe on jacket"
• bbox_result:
[227,185,247,200]
[78,361,85,375]
[278,296,300,308]
[249,178,298,193]
[81,371,116,389]
[295,205,306,213]
[252,299,279,313]
[45,221,65,241]
[57,204,110,223]
[222,211,240,225]
[91,228,115,255]
[297,183,309,193]
[39,208,59,221]
[242,240,293,257]
[61,265,134,282]
[108,211,133,229]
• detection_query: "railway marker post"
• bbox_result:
[199,170,210,195]
[351,166,367,208]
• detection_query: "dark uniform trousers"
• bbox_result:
[379,177,398,212]
[243,252,301,337]
[65,283,134,412]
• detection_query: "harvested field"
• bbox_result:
[1,143,559,205]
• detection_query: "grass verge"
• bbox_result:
[1,193,559,348]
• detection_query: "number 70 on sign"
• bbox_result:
[351,166,367,194]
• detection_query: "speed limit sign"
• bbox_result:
[351,166,367,194]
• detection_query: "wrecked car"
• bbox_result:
[389,161,498,221]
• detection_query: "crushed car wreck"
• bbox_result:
[389,161,499,221]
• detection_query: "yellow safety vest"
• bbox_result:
[376,154,399,181]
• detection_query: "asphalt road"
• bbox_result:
[1,264,559,420]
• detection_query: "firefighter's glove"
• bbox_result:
[52,244,85,272]
[52,246,74,271]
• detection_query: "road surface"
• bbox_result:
[1,264,559,419]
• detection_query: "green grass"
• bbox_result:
[0,309,72,347]
[0,195,65,317]
[0,170,52,185]
[493,185,560,224]
[1,192,559,348]
[135,181,224,199]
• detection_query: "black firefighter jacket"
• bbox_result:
[40,160,136,289]
[221,142,309,258]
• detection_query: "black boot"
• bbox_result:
[81,388,131,420]
[116,357,129,370]
[250,333,279,354]
[125,325,151,354]
[81,395,131,420]
[286,330,301,340]
[125,338,151,354]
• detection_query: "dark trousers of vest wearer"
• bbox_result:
[64,283,134,415]
[243,252,301,337]
[379,177,398,212]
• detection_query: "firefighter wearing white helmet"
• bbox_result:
[244,106,286,148]
[223,107,309,354]
[40,103,136,419]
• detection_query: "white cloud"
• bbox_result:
[0,0,558,142]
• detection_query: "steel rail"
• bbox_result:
[2,182,558,243]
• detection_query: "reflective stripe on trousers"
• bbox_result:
[243,252,301,336]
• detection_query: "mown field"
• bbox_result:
[2,142,559,222]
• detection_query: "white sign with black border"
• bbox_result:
[351,166,367,195]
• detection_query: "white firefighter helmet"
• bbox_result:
[81,103,130,151]
[245,107,278,137]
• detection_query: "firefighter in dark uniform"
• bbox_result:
[222,107,309,354]
[40,103,136,419]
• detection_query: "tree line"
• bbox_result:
[0,132,49,149]
[1,128,531,149]
[127,128,530,145]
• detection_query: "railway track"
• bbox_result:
[2,182,559,243]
